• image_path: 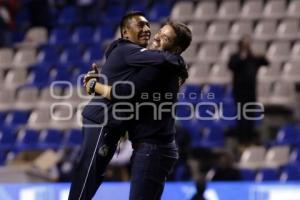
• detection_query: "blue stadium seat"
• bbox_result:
[51,67,73,82]
[174,163,189,181]
[49,28,71,45]
[37,46,60,65]
[201,84,225,103]
[0,112,7,126]
[200,125,224,148]
[107,0,127,5]
[219,100,237,128]
[179,84,201,104]
[183,120,202,148]
[16,129,39,151]
[223,85,234,100]
[129,0,149,7]
[60,46,82,64]
[195,103,219,127]
[38,129,64,149]
[65,129,83,147]
[0,126,17,150]
[275,124,300,146]
[57,6,78,25]
[5,110,30,126]
[153,0,174,4]
[240,169,256,180]
[71,63,91,84]
[72,26,94,44]
[175,104,193,121]
[128,4,147,13]
[281,163,300,180]
[103,6,126,23]
[11,30,25,43]
[83,44,104,62]
[148,3,170,22]
[290,148,300,163]
[257,168,279,181]
[85,10,102,24]
[15,8,30,29]
[94,25,115,42]
[28,67,51,88]
[0,151,7,166]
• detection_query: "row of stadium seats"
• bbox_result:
[181,119,300,149]
[0,127,82,165]
[238,145,298,169]
[0,79,294,104]
[188,19,300,44]
[56,3,171,25]
[0,79,296,115]
[238,164,300,181]
[187,19,300,43]
[0,86,88,111]
[183,41,300,64]
[15,0,171,28]
[187,61,300,83]
[51,19,300,44]
[0,67,87,89]
[0,46,101,70]
[2,40,300,72]
[171,0,300,21]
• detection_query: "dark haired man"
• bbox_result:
[228,35,269,145]
[68,12,189,200]
[84,21,192,200]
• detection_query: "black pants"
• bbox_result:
[233,87,257,144]
[68,118,124,200]
[129,141,178,200]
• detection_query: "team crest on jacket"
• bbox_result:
[98,144,109,156]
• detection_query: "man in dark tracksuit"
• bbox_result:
[85,22,192,200]
[68,12,188,200]
[228,35,269,145]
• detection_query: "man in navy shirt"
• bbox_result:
[84,22,192,200]
[68,12,189,200]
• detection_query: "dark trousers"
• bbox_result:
[129,141,178,200]
[68,118,123,200]
[233,86,257,144]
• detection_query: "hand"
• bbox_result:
[84,78,97,94]
[83,63,99,86]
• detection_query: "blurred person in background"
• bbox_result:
[228,35,269,146]
[191,177,206,200]
[27,0,52,29]
[108,134,132,181]
[207,151,241,181]
[0,0,18,46]
[187,148,214,200]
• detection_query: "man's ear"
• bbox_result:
[122,28,127,39]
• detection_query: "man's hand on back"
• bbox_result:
[83,63,99,86]
[84,78,97,94]
[83,63,100,94]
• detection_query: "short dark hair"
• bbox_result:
[119,11,145,38]
[238,34,251,48]
[167,21,192,53]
